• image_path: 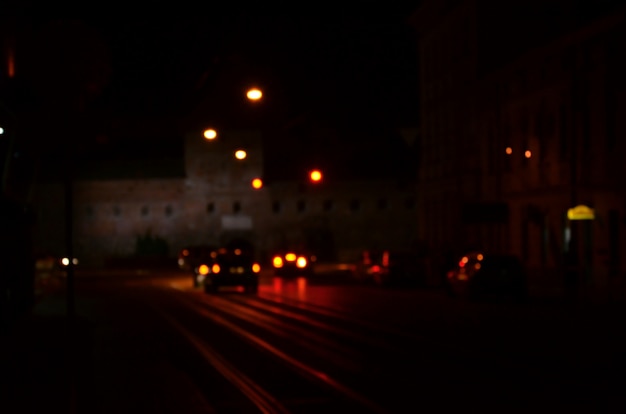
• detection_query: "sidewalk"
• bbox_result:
[1,284,215,414]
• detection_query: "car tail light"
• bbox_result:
[198,264,209,275]
[285,253,296,262]
[296,257,307,268]
[273,256,283,268]
[252,263,261,273]
[212,264,221,274]
[382,251,389,267]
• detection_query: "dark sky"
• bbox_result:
[3,5,422,182]
[91,10,421,123]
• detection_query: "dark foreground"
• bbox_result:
[1,268,626,413]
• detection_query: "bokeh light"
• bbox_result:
[251,178,263,189]
[246,88,262,101]
[203,129,217,140]
[309,169,322,182]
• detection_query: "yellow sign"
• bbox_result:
[567,205,595,220]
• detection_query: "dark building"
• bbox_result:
[410,0,626,295]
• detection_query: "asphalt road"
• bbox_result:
[2,268,626,413]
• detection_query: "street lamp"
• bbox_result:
[251,178,263,189]
[203,128,217,140]
[309,169,322,183]
[246,87,262,101]
[235,149,247,160]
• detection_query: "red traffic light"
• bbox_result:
[309,169,322,183]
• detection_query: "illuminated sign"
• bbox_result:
[567,205,595,220]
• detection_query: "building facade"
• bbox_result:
[411,0,626,293]
[33,126,419,266]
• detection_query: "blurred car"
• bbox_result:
[271,250,316,277]
[178,245,219,287]
[445,251,528,301]
[200,246,261,293]
[352,249,425,286]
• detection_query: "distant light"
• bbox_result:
[525,150,532,158]
[251,178,263,189]
[0,127,4,135]
[505,147,512,155]
[235,150,247,160]
[309,169,322,182]
[252,263,261,273]
[203,129,217,140]
[296,257,307,268]
[246,88,262,101]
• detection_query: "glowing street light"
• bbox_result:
[246,88,262,101]
[309,169,322,183]
[251,178,263,189]
[505,147,512,155]
[235,149,247,160]
[525,150,532,158]
[203,128,217,140]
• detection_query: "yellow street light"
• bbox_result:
[203,128,217,140]
[235,150,247,160]
[251,178,263,189]
[246,88,262,101]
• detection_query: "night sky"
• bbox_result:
[3,5,422,182]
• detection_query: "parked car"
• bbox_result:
[271,250,316,277]
[352,249,425,286]
[445,251,528,301]
[200,246,261,294]
[178,245,218,287]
